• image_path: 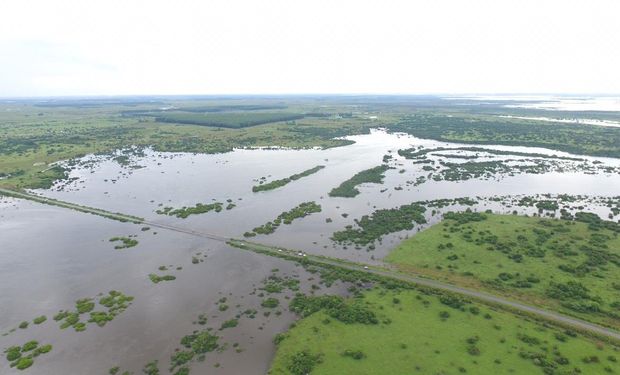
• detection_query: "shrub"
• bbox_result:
[342,350,366,360]
[220,319,239,330]
[21,340,38,352]
[261,298,280,308]
[15,357,34,370]
[287,351,322,375]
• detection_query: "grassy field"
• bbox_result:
[386,212,620,329]
[270,288,620,374]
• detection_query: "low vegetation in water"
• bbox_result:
[328,165,390,198]
[270,287,620,375]
[332,203,427,246]
[260,272,301,294]
[261,297,280,308]
[252,165,325,192]
[3,340,53,371]
[53,290,134,332]
[398,146,585,161]
[109,236,139,249]
[169,329,220,374]
[219,319,239,330]
[148,273,177,284]
[156,202,224,218]
[244,201,321,237]
[387,211,620,329]
[331,197,481,248]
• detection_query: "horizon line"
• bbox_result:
[2,92,620,101]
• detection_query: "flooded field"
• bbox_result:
[36,130,620,260]
[2,129,619,374]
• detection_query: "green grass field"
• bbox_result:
[386,212,620,329]
[270,288,620,374]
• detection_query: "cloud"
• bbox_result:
[1,0,619,96]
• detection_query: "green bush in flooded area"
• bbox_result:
[252,165,325,192]
[245,201,321,237]
[329,165,390,198]
[3,340,53,371]
[109,236,139,249]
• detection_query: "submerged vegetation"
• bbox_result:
[156,202,224,218]
[332,203,427,246]
[148,273,177,284]
[109,236,139,249]
[52,291,134,332]
[329,165,390,198]
[244,201,321,237]
[252,165,324,192]
[331,197,478,247]
[4,340,53,371]
[167,329,221,374]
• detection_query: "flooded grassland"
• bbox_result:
[2,129,620,374]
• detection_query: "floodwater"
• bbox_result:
[2,129,619,374]
[504,96,620,112]
[0,200,348,374]
[37,129,620,260]
[448,95,620,112]
[498,115,620,128]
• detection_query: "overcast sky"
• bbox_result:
[1,0,619,97]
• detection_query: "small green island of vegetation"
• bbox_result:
[148,273,177,284]
[252,165,325,192]
[244,201,322,237]
[109,236,139,249]
[4,340,53,371]
[156,202,225,218]
[329,165,390,198]
[53,290,134,332]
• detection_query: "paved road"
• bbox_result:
[0,188,228,242]
[3,188,620,342]
[0,188,143,223]
[231,240,620,342]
